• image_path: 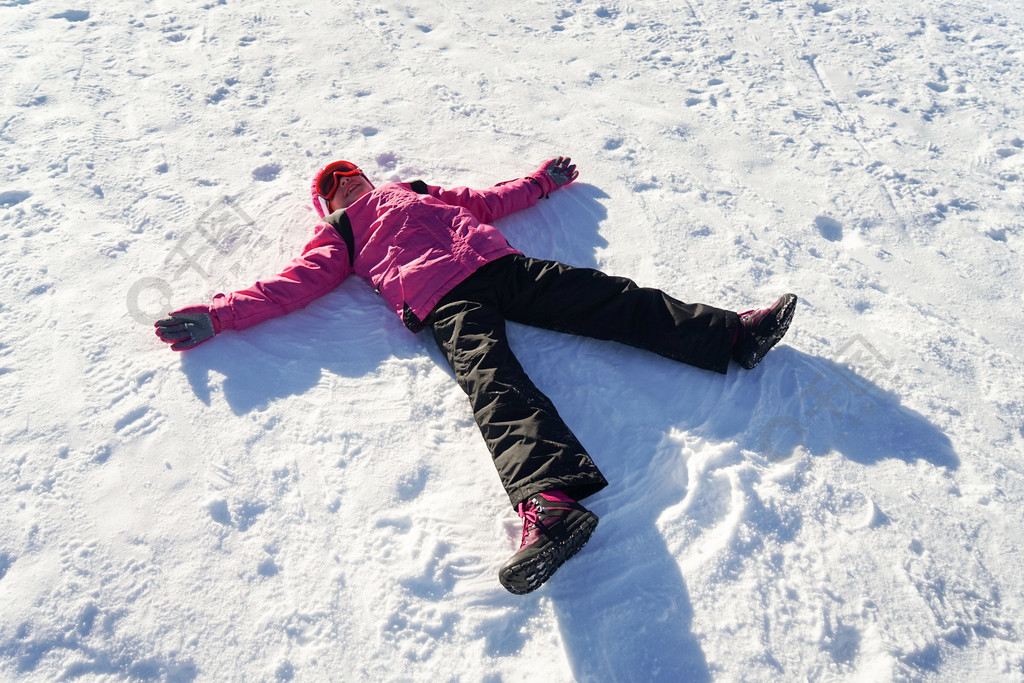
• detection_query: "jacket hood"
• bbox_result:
[311,162,332,219]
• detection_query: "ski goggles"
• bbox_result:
[315,160,365,199]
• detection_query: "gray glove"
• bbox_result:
[545,156,578,187]
[531,157,579,196]
[155,307,217,351]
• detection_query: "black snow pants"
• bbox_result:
[424,255,738,507]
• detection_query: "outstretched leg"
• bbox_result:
[428,294,609,507]
[493,256,740,374]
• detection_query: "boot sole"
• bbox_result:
[498,511,599,595]
[739,293,797,370]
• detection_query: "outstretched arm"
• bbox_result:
[419,157,579,224]
[154,224,352,351]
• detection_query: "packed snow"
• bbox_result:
[2,0,1024,680]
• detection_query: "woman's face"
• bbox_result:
[328,174,374,212]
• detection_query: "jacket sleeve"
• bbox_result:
[418,175,545,224]
[209,224,352,332]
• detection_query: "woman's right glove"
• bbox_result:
[531,156,579,197]
[154,305,219,351]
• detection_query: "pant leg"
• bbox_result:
[428,291,609,507]
[496,256,739,374]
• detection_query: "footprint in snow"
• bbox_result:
[252,164,281,182]
[50,9,89,22]
[0,190,31,207]
[814,215,843,242]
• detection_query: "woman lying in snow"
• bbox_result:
[155,157,797,594]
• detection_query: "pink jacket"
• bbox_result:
[208,173,550,333]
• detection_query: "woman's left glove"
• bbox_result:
[154,305,219,351]
[531,156,578,196]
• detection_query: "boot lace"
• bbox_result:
[516,499,542,548]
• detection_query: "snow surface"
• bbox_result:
[2,0,1024,680]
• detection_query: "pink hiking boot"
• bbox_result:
[732,293,798,369]
[498,491,599,595]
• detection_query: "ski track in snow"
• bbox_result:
[2,0,1024,680]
